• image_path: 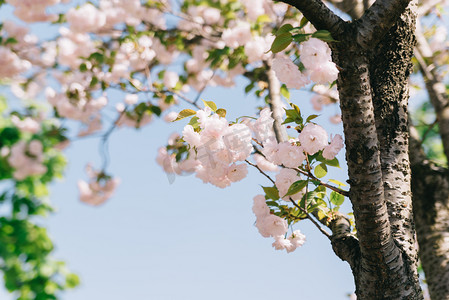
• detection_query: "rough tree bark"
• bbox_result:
[279,0,424,298]
[327,0,449,298]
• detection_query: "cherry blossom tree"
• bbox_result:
[0,0,448,299]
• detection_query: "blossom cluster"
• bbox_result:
[253,195,306,252]
[6,140,47,180]
[158,107,253,188]
[77,164,120,206]
[272,38,339,89]
[158,106,344,189]
[6,0,67,23]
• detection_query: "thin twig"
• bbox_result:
[289,198,332,239]
[417,119,438,148]
[194,70,217,104]
[293,167,350,197]
[245,159,275,184]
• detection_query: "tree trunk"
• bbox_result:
[281,0,423,298]
[411,161,449,300]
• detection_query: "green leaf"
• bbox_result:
[65,273,80,289]
[314,163,327,178]
[284,180,307,197]
[4,37,17,45]
[266,201,279,207]
[150,105,162,116]
[312,30,338,42]
[216,108,226,118]
[202,100,217,112]
[280,84,290,99]
[276,23,294,35]
[89,52,105,64]
[292,33,311,43]
[290,102,301,115]
[325,157,340,167]
[188,116,200,129]
[281,117,294,125]
[330,191,345,206]
[269,32,293,53]
[299,17,309,29]
[299,191,315,208]
[173,109,196,122]
[256,14,271,23]
[285,109,300,120]
[306,114,319,123]
[317,209,327,220]
[328,179,347,187]
[245,83,255,94]
[317,156,340,168]
[262,186,280,200]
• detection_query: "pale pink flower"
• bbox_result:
[241,0,265,20]
[254,153,279,172]
[261,140,281,165]
[288,230,306,249]
[125,94,138,105]
[223,124,252,161]
[67,3,106,33]
[202,7,221,24]
[252,194,270,217]
[330,114,342,124]
[28,140,43,156]
[0,47,31,78]
[244,36,272,63]
[322,134,344,160]
[164,111,179,123]
[278,141,306,168]
[11,115,40,133]
[251,108,275,143]
[310,94,327,111]
[275,168,303,201]
[298,123,328,155]
[255,214,288,238]
[272,236,295,252]
[227,163,248,182]
[8,140,47,180]
[272,56,309,89]
[78,117,102,137]
[300,38,332,69]
[163,71,179,89]
[78,175,120,206]
[182,125,201,148]
[156,147,181,174]
[222,22,252,48]
[308,61,339,84]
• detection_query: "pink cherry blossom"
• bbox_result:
[278,141,306,168]
[298,123,328,155]
[322,134,344,160]
[254,153,279,172]
[255,214,288,238]
[272,236,294,251]
[252,194,270,217]
[272,56,309,89]
[275,168,303,201]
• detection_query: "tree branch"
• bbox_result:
[414,23,449,162]
[266,59,288,143]
[330,213,360,268]
[279,0,347,39]
[325,0,371,19]
[356,0,414,48]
